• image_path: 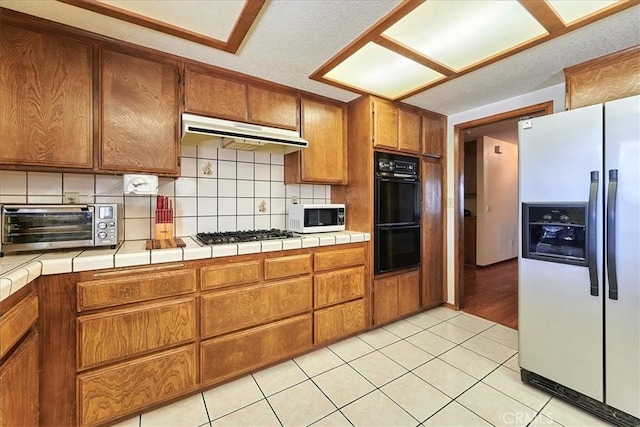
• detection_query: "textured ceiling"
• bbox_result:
[1,0,638,116]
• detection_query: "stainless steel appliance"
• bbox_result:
[196,229,295,245]
[287,203,345,233]
[518,95,639,426]
[374,152,420,274]
[0,204,121,256]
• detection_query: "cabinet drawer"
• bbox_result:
[77,344,196,427]
[77,269,196,311]
[314,266,365,308]
[314,246,366,272]
[201,314,312,386]
[314,299,365,344]
[264,254,311,280]
[77,298,195,370]
[201,277,311,338]
[0,294,38,358]
[201,260,262,290]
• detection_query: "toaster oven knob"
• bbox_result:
[98,222,107,229]
[98,231,107,239]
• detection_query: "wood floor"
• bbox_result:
[462,259,518,329]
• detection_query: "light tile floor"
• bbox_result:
[112,307,612,427]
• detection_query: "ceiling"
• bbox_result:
[1,0,638,116]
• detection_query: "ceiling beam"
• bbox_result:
[518,0,566,33]
[373,34,455,77]
[225,0,267,53]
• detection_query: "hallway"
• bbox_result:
[462,259,518,329]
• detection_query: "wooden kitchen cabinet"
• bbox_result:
[0,330,39,427]
[371,98,421,154]
[422,158,445,307]
[184,68,248,121]
[200,260,262,290]
[373,269,421,325]
[398,107,422,153]
[200,277,312,338]
[314,266,365,308]
[314,299,365,344]
[77,298,196,370]
[372,99,399,150]
[248,84,298,130]
[264,253,312,280]
[314,246,366,271]
[200,314,312,386]
[564,46,640,110]
[0,293,38,358]
[78,345,196,427]
[99,47,180,175]
[285,96,347,184]
[422,113,446,158]
[0,24,93,169]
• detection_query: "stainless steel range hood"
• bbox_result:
[181,113,308,154]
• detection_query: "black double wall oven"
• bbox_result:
[374,152,421,274]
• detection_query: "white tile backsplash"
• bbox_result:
[0,171,26,195]
[0,148,333,238]
[28,172,61,195]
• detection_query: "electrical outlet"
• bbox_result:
[64,192,80,204]
[291,196,299,204]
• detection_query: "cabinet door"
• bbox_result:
[422,159,444,306]
[184,69,247,122]
[398,108,421,154]
[422,114,445,158]
[0,331,39,427]
[0,294,38,358]
[287,97,346,184]
[201,277,312,338]
[314,299,365,344]
[373,276,398,326]
[314,266,365,308]
[0,25,92,168]
[247,85,298,130]
[200,314,312,386]
[78,345,196,427]
[99,48,179,175]
[397,270,420,316]
[77,298,196,370]
[372,100,398,149]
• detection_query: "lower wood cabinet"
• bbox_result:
[314,299,365,344]
[200,314,312,386]
[0,330,39,427]
[77,344,196,427]
[77,298,195,370]
[0,293,38,358]
[373,269,420,326]
[200,277,312,338]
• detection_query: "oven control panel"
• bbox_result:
[376,152,419,177]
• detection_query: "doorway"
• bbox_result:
[453,101,554,328]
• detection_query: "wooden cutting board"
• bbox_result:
[145,238,186,250]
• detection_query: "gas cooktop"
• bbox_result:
[196,229,295,245]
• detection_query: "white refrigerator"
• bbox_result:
[518,95,639,426]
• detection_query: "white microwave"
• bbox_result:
[287,204,345,233]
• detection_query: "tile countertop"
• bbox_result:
[0,231,370,304]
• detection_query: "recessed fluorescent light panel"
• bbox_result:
[382,1,547,71]
[546,0,620,24]
[324,42,444,99]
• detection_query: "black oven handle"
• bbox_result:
[376,176,419,183]
[607,169,618,300]
[376,224,421,231]
[588,170,599,297]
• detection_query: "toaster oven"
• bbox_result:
[0,204,121,256]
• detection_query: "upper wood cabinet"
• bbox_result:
[422,113,446,158]
[184,68,298,130]
[285,97,347,184]
[99,48,180,175]
[184,68,247,122]
[564,46,640,110]
[0,24,93,169]
[372,98,421,154]
[398,108,422,153]
[248,85,298,130]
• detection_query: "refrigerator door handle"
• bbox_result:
[588,171,599,297]
[607,169,619,300]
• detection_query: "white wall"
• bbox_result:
[476,136,518,266]
[445,83,566,304]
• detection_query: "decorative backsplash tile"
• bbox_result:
[0,147,331,240]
